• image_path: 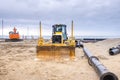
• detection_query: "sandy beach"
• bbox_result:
[0,39,120,80]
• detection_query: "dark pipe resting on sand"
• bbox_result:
[109,45,120,55]
[75,40,83,48]
[82,46,118,80]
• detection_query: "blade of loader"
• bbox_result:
[36,46,75,61]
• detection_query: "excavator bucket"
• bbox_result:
[36,46,75,61]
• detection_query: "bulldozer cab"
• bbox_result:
[52,24,68,43]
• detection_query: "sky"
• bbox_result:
[0,0,120,37]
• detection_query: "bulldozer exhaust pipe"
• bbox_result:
[71,20,73,38]
[40,21,42,38]
[82,46,118,80]
[109,45,120,55]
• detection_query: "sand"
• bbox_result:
[0,39,120,80]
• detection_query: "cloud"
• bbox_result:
[0,0,120,37]
[1,0,120,20]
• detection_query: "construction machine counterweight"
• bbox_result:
[36,21,76,60]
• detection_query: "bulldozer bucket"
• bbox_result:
[36,46,75,61]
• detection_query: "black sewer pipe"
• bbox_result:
[109,45,120,55]
[82,46,118,80]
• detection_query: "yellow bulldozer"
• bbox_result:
[36,21,76,60]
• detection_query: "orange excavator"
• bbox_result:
[9,27,20,39]
[5,27,23,42]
